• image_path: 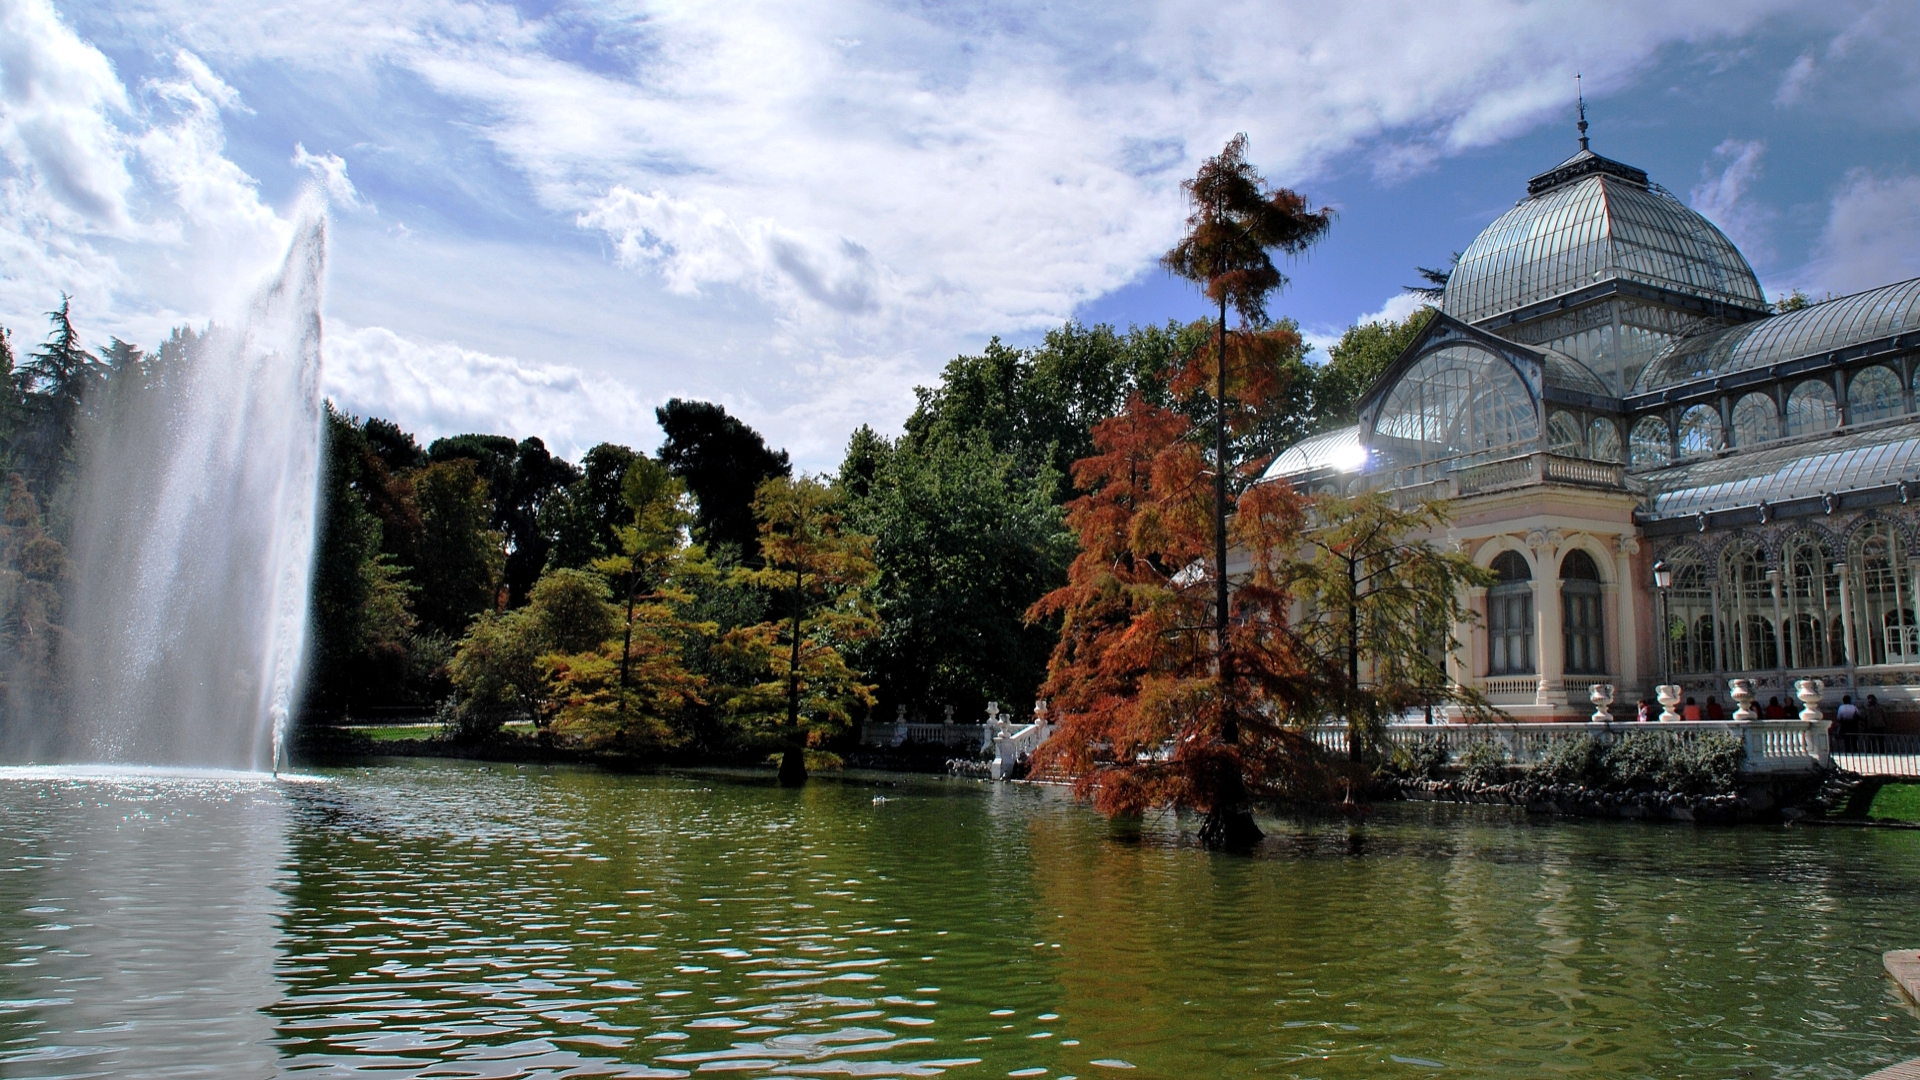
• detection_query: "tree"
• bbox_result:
[1155,133,1331,846]
[0,474,68,727]
[546,464,713,752]
[412,458,505,637]
[841,430,1073,722]
[446,567,619,739]
[1403,253,1459,301]
[429,434,580,606]
[723,476,877,786]
[308,406,418,715]
[656,399,791,558]
[1284,492,1491,761]
[16,298,104,493]
[548,442,641,569]
[1028,395,1324,845]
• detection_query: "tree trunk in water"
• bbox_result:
[778,744,807,787]
[1198,771,1262,850]
[1203,297,1254,851]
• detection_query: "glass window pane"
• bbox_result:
[1786,379,1837,436]
[1847,364,1903,423]
[1630,416,1671,468]
[1677,404,1724,457]
[1729,392,1778,446]
[1547,410,1584,456]
[1588,417,1622,462]
[1372,345,1539,471]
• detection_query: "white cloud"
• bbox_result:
[16,0,1917,468]
[1775,53,1816,105]
[292,143,368,212]
[322,322,652,459]
[1690,138,1772,266]
[0,0,133,229]
[1801,171,1920,296]
[1303,291,1430,361]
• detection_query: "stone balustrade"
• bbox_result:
[1312,718,1833,775]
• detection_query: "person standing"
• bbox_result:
[1683,697,1702,721]
[1763,696,1788,719]
[1637,699,1652,723]
[1705,695,1725,721]
[1837,694,1861,734]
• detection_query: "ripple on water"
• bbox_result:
[4,760,1920,1079]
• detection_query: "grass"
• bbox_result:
[352,721,538,743]
[1868,782,1920,823]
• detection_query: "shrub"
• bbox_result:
[1590,730,1743,796]
[1535,733,1604,786]
[1459,740,1510,787]
[1389,736,1451,779]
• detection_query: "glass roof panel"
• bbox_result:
[1634,277,1920,393]
[1264,425,1365,479]
[1442,173,1764,326]
[1640,424,1920,518]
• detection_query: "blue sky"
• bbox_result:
[3,0,1918,469]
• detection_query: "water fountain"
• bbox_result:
[51,206,328,773]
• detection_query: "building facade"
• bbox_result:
[1266,138,1920,723]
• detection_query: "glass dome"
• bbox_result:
[1442,150,1766,326]
[1370,344,1538,471]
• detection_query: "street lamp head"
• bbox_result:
[1652,559,1672,590]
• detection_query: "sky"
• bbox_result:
[2,0,1918,470]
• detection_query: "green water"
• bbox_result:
[3,759,1919,1079]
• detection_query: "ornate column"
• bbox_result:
[1612,535,1639,696]
[1768,567,1787,680]
[1836,562,1858,667]
[1530,530,1564,707]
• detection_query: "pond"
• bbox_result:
[2,759,1918,1079]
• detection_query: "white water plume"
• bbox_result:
[59,205,328,772]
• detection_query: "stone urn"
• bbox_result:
[1728,678,1757,722]
[1589,683,1615,725]
[1794,678,1825,724]
[1656,684,1682,722]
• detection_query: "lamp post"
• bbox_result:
[1653,558,1672,684]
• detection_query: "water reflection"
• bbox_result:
[0,768,290,1077]
[3,761,1919,1080]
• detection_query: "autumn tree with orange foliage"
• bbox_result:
[1029,135,1332,849]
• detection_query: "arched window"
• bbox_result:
[1547,410,1584,457]
[1719,540,1777,672]
[1588,417,1621,463]
[1373,346,1538,477]
[1729,392,1779,447]
[1782,534,1842,669]
[1677,404,1725,457]
[1786,380,1838,436]
[1847,365,1904,424]
[1561,550,1605,675]
[1487,551,1534,676]
[1849,522,1916,665]
[1630,416,1671,469]
[1663,548,1715,675]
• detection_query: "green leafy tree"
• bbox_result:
[412,458,505,637]
[548,442,641,568]
[446,567,620,739]
[308,406,420,715]
[656,399,791,559]
[841,430,1072,721]
[0,474,68,726]
[723,476,878,786]
[1284,492,1492,761]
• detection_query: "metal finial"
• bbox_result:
[1576,73,1589,151]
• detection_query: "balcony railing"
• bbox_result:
[1452,452,1626,496]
